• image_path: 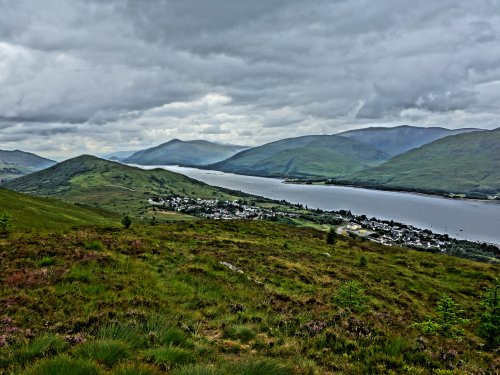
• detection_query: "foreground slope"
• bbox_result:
[344,128,500,197]
[339,125,481,156]
[208,135,389,178]
[124,139,248,166]
[0,217,498,374]
[3,155,241,215]
[0,188,117,230]
[0,150,56,181]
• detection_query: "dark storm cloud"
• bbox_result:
[1,0,500,158]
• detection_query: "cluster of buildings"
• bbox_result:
[344,218,449,250]
[148,196,497,259]
[148,196,299,220]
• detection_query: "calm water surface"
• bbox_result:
[134,165,500,245]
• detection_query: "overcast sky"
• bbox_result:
[1,0,500,159]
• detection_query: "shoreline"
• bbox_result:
[283,179,500,203]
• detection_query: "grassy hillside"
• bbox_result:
[0,188,118,231]
[343,128,500,197]
[3,155,242,217]
[208,135,389,178]
[124,139,248,166]
[0,150,56,181]
[339,125,481,156]
[0,216,498,374]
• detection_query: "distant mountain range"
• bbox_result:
[339,125,481,156]
[102,150,138,161]
[205,126,485,179]
[207,135,389,178]
[340,128,500,197]
[124,139,248,166]
[2,125,496,199]
[0,149,56,181]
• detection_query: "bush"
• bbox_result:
[222,325,256,343]
[122,215,132,229]
[333,281,368,312]
[141,347,194,370]
[326,228,337,245]
[24,354,101,375]
[73,339,130,368]
[0,211,12,233]
[359,255,367,267]
[477,279,499,348]
[435,294,469,337]
[414,294,469,337]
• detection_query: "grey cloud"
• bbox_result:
[1,0,500,157]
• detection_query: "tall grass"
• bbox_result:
[12,334,68,366]
[224,359,294,375]
[141,347,194,370]
[24,354,102,375]
[222,325,256,343]
[143,316,191,347]
[171,364,221,375]
[73,339,130,367]
[111,363,161,375]
[97,323,147,349]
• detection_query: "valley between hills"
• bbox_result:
[0,133,499,374]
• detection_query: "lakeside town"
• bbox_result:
[148,196,300,220]
[149,195,499,263]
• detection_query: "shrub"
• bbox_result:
[359,255,367,267]
[222,325,256,343]
[435,294,469,337]
[414,294,469,337]
[141,347,194,370]
[73,339,130,368]
[122,215,132,229]
[326,228,336,245]
[333,281,368,312]
[24,354,101,375]
[477,279,499,348]
[0,211,12,233]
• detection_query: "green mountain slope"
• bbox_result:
[3,155,240,215]
[0,149,56,181]
[339,125,481,156]
[0,187,117,230]
[124,139,248,166]
[208,135,389,178]
[0,219,498,373]
[345,128,500,196]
